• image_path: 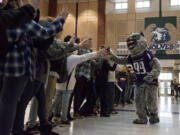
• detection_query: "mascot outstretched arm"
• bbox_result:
[109,33,161,124]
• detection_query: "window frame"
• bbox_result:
[115,0,128,10]
[159,73,173,80]
[170,0,180,6]
[136,0,151,9]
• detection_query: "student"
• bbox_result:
[50,47,107,124]
[0,0,39,29]
[0,0,40,56]
[0,1,69,134]
[25,30,92,133]
[73,39,93,118]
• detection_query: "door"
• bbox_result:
[159,73,173,96]
[159,80,171,96]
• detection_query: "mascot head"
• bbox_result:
[127,33,147,57]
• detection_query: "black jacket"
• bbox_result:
[0,4,35,56]
[96,59,117,84]
[0,4,35,29]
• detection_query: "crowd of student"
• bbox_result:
[0,0,137,135]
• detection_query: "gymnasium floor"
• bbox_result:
[25,96,180,135]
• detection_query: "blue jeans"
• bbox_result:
[12,80,46,134]
[26,97,39,128]
[0,75,29,135]
[126,85,135,102]
[50,90,72,121]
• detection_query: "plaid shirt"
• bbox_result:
[75,49,92,80]
[0,18,65,80]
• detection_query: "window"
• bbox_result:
[159,73,173,80]
[115,0,128,10]
[171,0,180,6]
[136,0,150,8]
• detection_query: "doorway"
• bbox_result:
[159,73,173,96]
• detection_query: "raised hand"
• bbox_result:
[79,38,92,49]
[58,5,69,20]
[70,34,76,44]
[97,48,108,57]
[28,0,40,10]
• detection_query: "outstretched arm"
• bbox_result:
[108,49,129,65]
[47,37,94,60]
[6,7,69,42]
[144,58,161,82]
[7,17,65,42]
[47,39,78,60]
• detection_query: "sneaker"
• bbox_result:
[25,124,40,133]
[39,122,59,135]
[74,113,84,119]
[100,113,110,117]
[68,116,75,121]
[61,120,71,125]
[111,110,118,115]
[52,117,61,123]
[127,101,133,104]
[133,119,147,124]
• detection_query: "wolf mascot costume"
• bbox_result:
[109,33,161,124]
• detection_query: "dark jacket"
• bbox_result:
[127,71,136,86]
[117,72,127,90]
[0,4,35,29]
[0,4,35,56]
[96,59,117,84]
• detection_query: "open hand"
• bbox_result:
[97,48,108,57]
[70,34,76,43]
[58,5,69,20]
[79,38,92,49]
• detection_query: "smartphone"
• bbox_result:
[0,0,2,3]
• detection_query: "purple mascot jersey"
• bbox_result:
[127,50,158,86]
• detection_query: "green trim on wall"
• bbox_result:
[145,16,177,29]
[118,54,180,59]
[154,54,180,59]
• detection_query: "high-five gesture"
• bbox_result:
[70,34,76,44]
[58,5,69,21]
[79,38,92,50]
[28,0,40,10]
[97,48,108,57]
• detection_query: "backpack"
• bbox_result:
[50,58,69,83]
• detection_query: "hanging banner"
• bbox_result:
[148,26,174,51]
[145,16,177,55]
